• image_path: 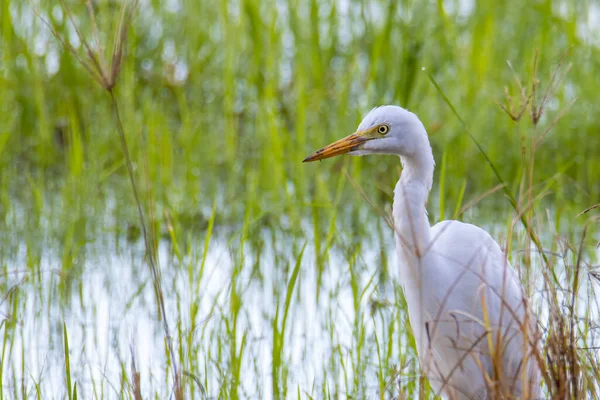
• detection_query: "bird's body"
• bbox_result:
[397,217,540,399]
[304,106,541,399]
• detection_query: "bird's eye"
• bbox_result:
[377,124,389,135]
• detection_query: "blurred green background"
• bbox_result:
[0,0,598,398]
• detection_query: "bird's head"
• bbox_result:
[303,105,427,162]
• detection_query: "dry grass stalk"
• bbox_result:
[35,1,183,397]
[498,49,573,128]
[496,50,598,400]
[130,347,143,400]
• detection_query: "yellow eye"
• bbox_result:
[377,124,389,135]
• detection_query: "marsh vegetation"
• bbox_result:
[1,0,599,398]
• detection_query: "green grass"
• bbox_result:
[0,0,599,398]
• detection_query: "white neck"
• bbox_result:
[392,147,436,360]
[393,141,435,269]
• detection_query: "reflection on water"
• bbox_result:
[3,221,409,398]
[3,214,599,398]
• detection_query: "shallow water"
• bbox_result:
[3,203,598,399]
[3,212,409,398]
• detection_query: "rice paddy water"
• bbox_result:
[1,1,599,398]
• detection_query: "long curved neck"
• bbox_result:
[393,143,435,263]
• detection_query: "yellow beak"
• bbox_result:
[303,127,379,162]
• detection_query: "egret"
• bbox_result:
[304,106,541,399]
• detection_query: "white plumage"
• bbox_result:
[304,105,541,399]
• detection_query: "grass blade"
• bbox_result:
[63,322,73,400]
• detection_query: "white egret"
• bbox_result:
[304,106,541,399]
